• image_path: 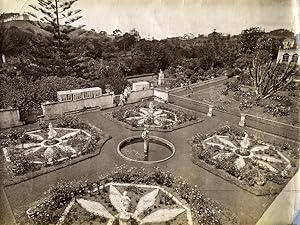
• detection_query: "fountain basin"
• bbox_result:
[117,136,175,164]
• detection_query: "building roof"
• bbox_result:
[57,87,101,95]
[132,81,150,85]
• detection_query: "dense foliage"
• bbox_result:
[0,6,296,119]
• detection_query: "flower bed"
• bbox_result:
[15,166,238,225]
[109,101,202,131]
[1,115,111,184]
[191,125,299,195]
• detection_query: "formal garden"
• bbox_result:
[15,166,238,225]
[1,1,300,224]
[190,124,299,195]
[189,74,299,126]
[109,101,202,131]
[0,115,110,184]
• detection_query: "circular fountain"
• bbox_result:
[117,128,175,164]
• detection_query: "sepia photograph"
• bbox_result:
[0,0,299,224]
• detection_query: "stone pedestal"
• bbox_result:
[144,139,149,161]
[119,212,131,225]
[207,105,213,117]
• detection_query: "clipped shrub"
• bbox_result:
[57,115,89,129]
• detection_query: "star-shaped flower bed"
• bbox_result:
[22,167,238,225]
[110,101,200,130]
[125,107,178,128]
[53,183,192,225]
[3,128,91,170]
[191,125,299,195]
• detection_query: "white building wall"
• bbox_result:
[276,49,300,65]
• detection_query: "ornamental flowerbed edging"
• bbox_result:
[15,166,239,225]
[190,124,299,196]
[1,115,111,186]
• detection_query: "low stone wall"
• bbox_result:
[168,94,210,115]
[153,88,169,102]
[244,114,300,142]
[169,76,227,96]
[41,94,115,120]
[169,94,300,143]
[0,108,24,129]
[127,89,154,103]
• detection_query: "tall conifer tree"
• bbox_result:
[25,0,86,78]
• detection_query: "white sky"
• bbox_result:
[0,0,298,39]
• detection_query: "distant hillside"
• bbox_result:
[3,20,50,36]
[3,20,113,40]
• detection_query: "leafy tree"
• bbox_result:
[240,27,265,54]
[256,34,283,59]
[116,29,140,51]
[92,62,128,94]
[269,29,295,39]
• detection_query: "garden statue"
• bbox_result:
[119,94,125,106]
[158,69,165,85]
[148,102,154,114]
[123,86,131,101]
[240,132,250,150]
[47,123,57,140]
[119,191,131,225]
[141,128,150,160]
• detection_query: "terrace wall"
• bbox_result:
[0,108,24,129]
[41,94,114,120]
[244,114,300,142]
[153,88,169,102]
[127,89,154,103]
[168,94,210,114]
[169,94,300,143]
[169,76,227,96]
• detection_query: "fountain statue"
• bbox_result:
[119,191,131,225]
[47,123,57,140]
[141,128,150,161]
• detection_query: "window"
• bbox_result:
[282,53,290,62]
[291,54,299,63]
[68,94,73,101]
[73,93,82,101]
[84,91,92,99]
[61,94,73,101]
